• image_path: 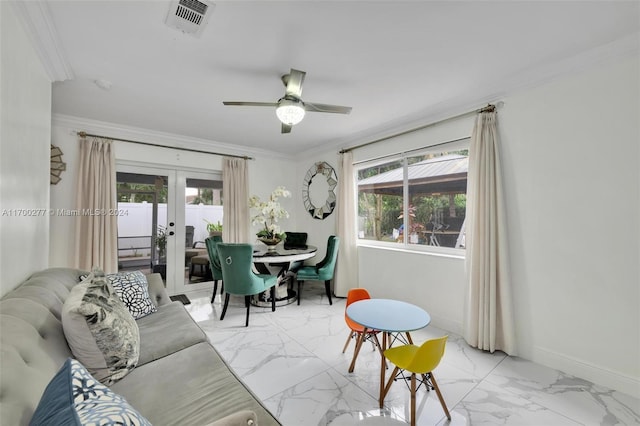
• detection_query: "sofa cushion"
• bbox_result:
[30,358,151,426]
[144,272,172,308]
[136,301,208,366]
[1,268,86,321]
[62,272,140,385]
[111,342,280,426]
[0,300,74,426]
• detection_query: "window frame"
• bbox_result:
[353,139,470,258]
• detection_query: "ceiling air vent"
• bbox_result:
[165,0,214,37]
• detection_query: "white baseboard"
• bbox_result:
[429,314,463,337]
[533,346,640,399]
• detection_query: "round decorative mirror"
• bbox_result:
[50,144,66,185]
[302,161,337,219]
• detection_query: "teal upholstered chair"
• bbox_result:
[216,243,278,326]
[205,235,224,303]
[296,235,339,305]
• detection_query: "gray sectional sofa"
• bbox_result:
[0,267,281,425]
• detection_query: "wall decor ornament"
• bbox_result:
[302,161,337,219]
[50,144,66,184]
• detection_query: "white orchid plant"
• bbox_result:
[249,186,291,240]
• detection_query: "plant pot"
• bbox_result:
[258,236,281,251]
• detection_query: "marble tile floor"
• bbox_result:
[182,283,639,426]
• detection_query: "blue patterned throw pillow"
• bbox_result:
[30,358,151,426]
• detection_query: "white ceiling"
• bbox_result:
[22,1,640,155]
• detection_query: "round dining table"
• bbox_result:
[252,244,317,267]
[252,244,317,306]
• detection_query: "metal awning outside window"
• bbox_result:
[357,154,468,196]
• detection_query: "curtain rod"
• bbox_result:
[352,136,471,166]
[339,102,498,154]
[77,131,254,160]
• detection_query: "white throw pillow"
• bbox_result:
[62,271,140,385]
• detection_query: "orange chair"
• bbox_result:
[342,288,384,367]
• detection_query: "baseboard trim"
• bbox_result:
[532,346,640,399]
[429,313,462,337]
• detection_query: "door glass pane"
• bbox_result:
[185,177,223,286]
[116,172,168,279]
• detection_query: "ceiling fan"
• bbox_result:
[223,68,352,134]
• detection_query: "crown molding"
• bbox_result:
[52,114,293,160]
[488,32,639,98]
[10,0,74,82]
[301,32,640,159]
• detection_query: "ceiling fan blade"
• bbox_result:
[223,101,278,107]
[284,69,306,98]
[281,123,292,134]
[305,102,352,114]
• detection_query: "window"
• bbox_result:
[356,141,469,252]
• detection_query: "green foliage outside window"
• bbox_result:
[117,183,168,203]
[357,149,468,248]
[191,188,215,205]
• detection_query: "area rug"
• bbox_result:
[170,294,191,305]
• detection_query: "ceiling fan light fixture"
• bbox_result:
[276,97,305,125]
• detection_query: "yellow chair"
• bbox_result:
[381,335,450,426]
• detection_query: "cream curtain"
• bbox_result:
[463,111,517,355]
[222,157,249,243]
[334,151,359,297]
[74,136,118,273]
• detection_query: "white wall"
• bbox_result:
[0,3,52,296]
[49,122,82,268]
[247,152,299,240]
[298,54,639,397]
[500,55,639,397]
[358,246,466,333]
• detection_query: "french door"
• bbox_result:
[116,164,222,296]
